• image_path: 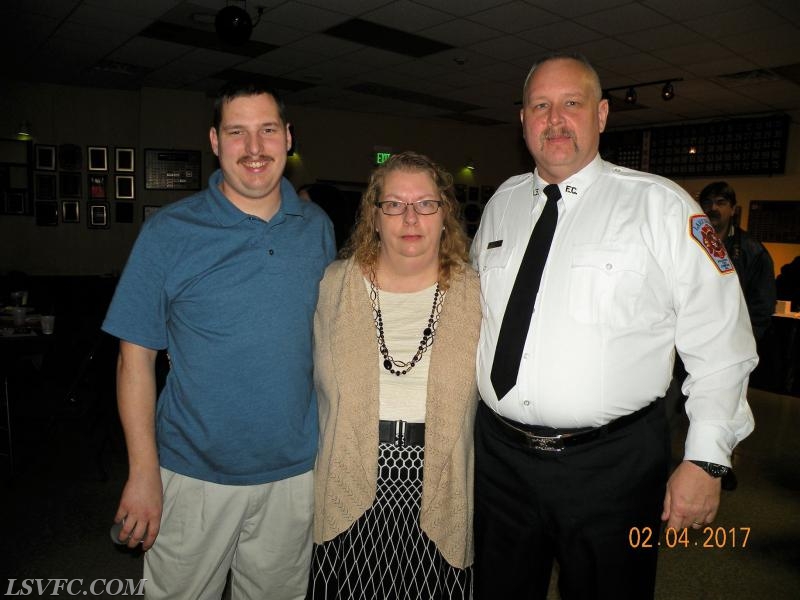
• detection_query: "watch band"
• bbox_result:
[689,460,730,478]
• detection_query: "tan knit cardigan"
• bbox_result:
[312,257,481,569]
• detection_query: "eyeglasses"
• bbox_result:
[375,200,443,216]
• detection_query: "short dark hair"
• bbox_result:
[212,81,287,130]
[699,181,737,207]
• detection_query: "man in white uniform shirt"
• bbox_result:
[470,53,756,599]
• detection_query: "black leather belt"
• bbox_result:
[379,420,425,447]
[484,400,658,452]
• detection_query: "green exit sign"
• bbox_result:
[375,151,392,165]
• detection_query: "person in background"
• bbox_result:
[471,52,757,599]
[699,181,776,340]
[298,182,359,251]
[308,151,481,599]
[102,81,335,599]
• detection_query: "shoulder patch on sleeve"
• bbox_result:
[689,214,734,274]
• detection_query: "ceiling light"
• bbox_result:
[661,81,675,101]
[215,3,264,45]
[625,87,637,104]
[16,121,33,140]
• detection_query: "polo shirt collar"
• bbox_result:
[206,170,305,227]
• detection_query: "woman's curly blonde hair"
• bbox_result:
[340,151,470,290]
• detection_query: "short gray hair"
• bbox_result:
[521,52,603,105]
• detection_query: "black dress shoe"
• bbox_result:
[721,469,738,491]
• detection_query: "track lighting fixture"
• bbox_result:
[604,79,682,104]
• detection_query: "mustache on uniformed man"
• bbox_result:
[707,210,720,219]
[540,127,574,142]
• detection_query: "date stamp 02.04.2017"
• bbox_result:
[628,526,750,549]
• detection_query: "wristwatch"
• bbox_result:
[689,460,730,478]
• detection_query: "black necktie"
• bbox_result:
[490,184,560,400]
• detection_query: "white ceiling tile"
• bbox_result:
[388,59,450,79]
[68,4,152,34]
[616,24,704,52]
[469,36,547,61]
[292,59,375,84]
[650,41,735,65]
[683,58,761,78]
[562,37,639,62]
[286,33,364,56]
[413,0,518,17]
[362,0,452,32]
[299,0,397,16]
[518,20,605,50]
[249,23,308,46]
[641,0,753,22]
[684,5,786,39]
[575,4,671,36]
[84,0,183,19]
[422,48,496,69]
[597,53,673,75]
[261,3,350,32]
[340,47,414,68]
[468,2,561,34]
[528,0,633,19]
[421,18,501,45]
[108,37,193,69]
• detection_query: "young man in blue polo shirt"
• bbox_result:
[102,82,335,599]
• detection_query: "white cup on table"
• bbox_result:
[40,315,55,334]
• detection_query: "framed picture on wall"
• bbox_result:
[59,172,81,197]
[88,146,108,171]
[88,174,107,199]
[3,190,27,215]
[88,201,109,228]
[35,201,59,226]
[35,145,56,170]
[115,175,134,200]
[58,143,82,171]
[62,200,80,223]
[115,147,135,172]
[34,172,57,200]
[115,202,134,223]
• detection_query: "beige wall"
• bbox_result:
[1,81,798,278]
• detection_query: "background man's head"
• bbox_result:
[520,53,609,184]
[699,181,737,236]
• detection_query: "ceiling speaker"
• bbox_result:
[215,6,253,45]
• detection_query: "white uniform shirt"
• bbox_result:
[471,155,756,464]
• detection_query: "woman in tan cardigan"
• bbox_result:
[308,152,481,599]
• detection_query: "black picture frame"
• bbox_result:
[34,172,57,200]
[88,146,108,172]
[115,147,135,172]
[59,172,81,198]
[35,145,56,170]
[35,201,59,226]
[88,201,109,228]
[58,143,82,171]
[115,175,134,200]
[62,200,80,223]
[115,202,134,223]
[3,189,27,215]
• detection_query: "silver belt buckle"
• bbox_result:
[395,420,407,448]
[529,434,565,452]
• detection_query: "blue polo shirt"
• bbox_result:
[103,171,335,485]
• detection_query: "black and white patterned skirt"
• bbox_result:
[307,442,473,600]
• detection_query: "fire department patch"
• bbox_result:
[689,214,734,273]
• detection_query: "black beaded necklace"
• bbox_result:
[369,270,445,376]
